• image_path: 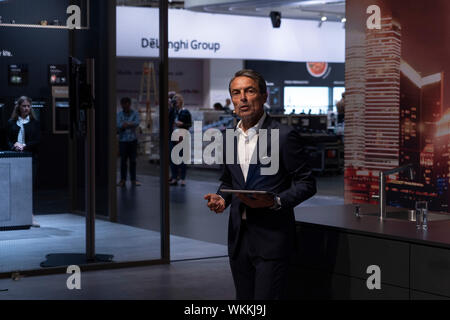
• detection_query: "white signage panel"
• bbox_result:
[117,7,345,62]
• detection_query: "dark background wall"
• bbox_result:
[0,0,72,189]
[0,0,114,216]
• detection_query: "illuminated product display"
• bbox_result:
[283,86,345,115]
[8,64,28,85]
[49,64,67,85]
[283,86,329,115]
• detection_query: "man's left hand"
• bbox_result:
[237,193,274,208]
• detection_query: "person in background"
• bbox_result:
[213,102,224,111]
[117,97,141,187]
[330,112,336,127]
[168,92,179,185]
[7,96,41,227]
[169,94,192,187]
[223,98,233,114]
[336,92,345,124]
[168,91,177,136]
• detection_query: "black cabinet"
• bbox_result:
[287,266,409,300]
[293,223,450,299]
[295,225,409,287]
[411,244,450,297]
[410,290,449,300]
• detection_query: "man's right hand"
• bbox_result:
[204,193,226,214]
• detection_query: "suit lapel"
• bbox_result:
[227,131,245,188]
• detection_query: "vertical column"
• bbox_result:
[159,0,170,262]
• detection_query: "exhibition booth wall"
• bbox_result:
[1,3,346,212]
[116,58,345,115]
[116,6,345,62]
[115,6,345,120]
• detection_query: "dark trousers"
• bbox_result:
[169,140,187,180]
[170,162,186,180]
[119,140,137,181]
[229,223,289,300]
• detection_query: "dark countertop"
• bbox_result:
[0,151,32,158]
[294,204,450,250]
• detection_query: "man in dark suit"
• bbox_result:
[204,69,316,300]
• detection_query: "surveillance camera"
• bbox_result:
[270,11,281,28]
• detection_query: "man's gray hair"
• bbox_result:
[228,69,267,96]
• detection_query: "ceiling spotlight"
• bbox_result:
[270,11,281,28]
[318,16,327,28]
[341,17,347,23]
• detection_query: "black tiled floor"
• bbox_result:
[0,257,235,300]
[35,162,344,248]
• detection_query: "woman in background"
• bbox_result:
[7,96,41,227]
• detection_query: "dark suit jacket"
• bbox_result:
[7,118,41,155]
[217,115,316,260]
[169,105,178,136]
[177,109,192,130]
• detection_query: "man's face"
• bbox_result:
[230,76,267,122]
[121,101,131,113]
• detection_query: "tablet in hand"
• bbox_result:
[220,189,274,196]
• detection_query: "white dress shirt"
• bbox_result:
[236,112,267,219]
[16,116,30,146]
